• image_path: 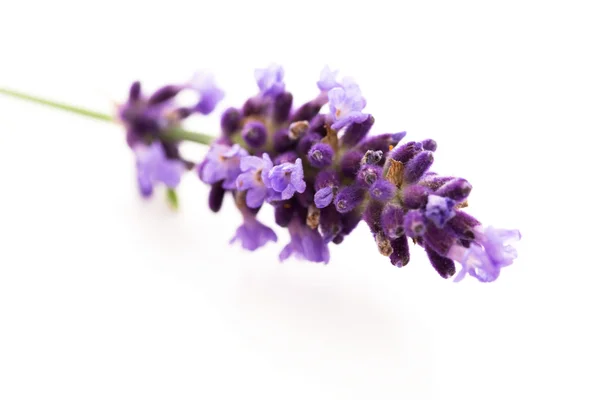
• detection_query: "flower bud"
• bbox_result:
[241,121,267,148]
[148,85,181,105]
[220,108,241,137]
[356,164,382,187]
[404,151,434,183]
[435,178,472,203]
[389,235,410,267]
[308,143,334,168]
[402,184,431,209]
[421,139,437,152]
[334,185,366,214]
[340,115,375,147]
[381,204,405,239]
[425,245,456,279]
[272,91,293,123]
[369,179,396,202]
[209,183,225,212]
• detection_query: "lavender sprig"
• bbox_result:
[0,65,521,283]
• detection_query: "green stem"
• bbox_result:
[0,87,215,146]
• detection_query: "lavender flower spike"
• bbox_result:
[267,158,307,200]
[255,64,285,97]
[328,86,369,130]
[199,143,248,189]
[230,216,278,251]
[188,71,225,115]
[135,142,185,197]
[236,153,274,208]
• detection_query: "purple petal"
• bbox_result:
[314,187,334,208]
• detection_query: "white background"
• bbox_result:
[1,1,599,399]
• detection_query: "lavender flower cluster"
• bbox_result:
[118,65,521,282]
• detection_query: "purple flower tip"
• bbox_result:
[449,225,521,282]
[474,226,521,268]
[403,210,426,238]
[317,65,340,92]
[425,194,456,228]
[314,187,334,208]
[135,142,185,197]
[369,179,396,202]
[200,143,248,190]
[255,64,285,97]
[241,121,268,148]
[189,72,225,115]
[381,204,405,239]
[328,86,369,131]
[279,219,330,263]
[267,158,306,200]
[334,185,366,214]
[308,143,334,168]
[230,217,278,251]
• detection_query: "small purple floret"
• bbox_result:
[267,158,306,200]
[474,226,521,268]
[317,66,340,92]
[425,194,456,228]
[449,226,521,282]
[135,142,184,197]
[230,217,278,251]
[255,64,285,97]
[189,72,225,115]
[328,86,369,131]
[236,153,274,208]
[200,143,248,189]
[308,143,334,168]
[314,187,334,208]
[279,218,330,263]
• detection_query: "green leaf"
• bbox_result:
[166,188,179,210]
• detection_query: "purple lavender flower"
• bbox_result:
[134,142,185,197]
[314,170,340,209]
[474,226,521,268]
[447,226,521,282]
[447,244,499,283]
[334,185,366,214]
[119,82,177,147]
[255,64,285,97]
[317,66,339,92]
[188,72,225,115]
[328,86,369,130]
[403,210,426,238]
[267,158,306,200]
[425,194,456,228]
[307,143,334,168]
[241,121,268,148]
[230,216,278,251]
[279,218,330,263]
[369,179,396,202]
[236,153,274,208]
[199,143,248,189]
[186,65,521,282]
[381,204,405,239]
